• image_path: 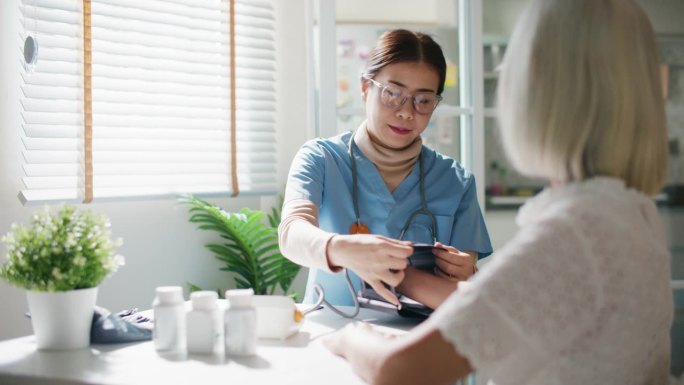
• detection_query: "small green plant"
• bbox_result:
[180,195,300,297]
[0,205,125,292]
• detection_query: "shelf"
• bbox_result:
[484,108,497,118]
[488,195,531,205]
[433,104,473,116]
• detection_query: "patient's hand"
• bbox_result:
[433,243,477,282]
[323,322,397,384]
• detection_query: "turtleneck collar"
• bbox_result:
[353,121,422,192]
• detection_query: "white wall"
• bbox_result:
[0,0,312,340]
[336,0,457,27]
[273,0,313,301]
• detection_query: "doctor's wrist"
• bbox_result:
[325,234,344,272]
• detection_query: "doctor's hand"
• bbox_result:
[327,234,413,305]
[433,242,477,282]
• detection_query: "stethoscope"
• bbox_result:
[350,136,438,242]
[306,133,438,319]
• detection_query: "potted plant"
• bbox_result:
[180,195,301,298]
[0,205,125,350]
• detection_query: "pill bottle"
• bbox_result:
[153,286,186,353]
[224,288,257,356]
[186,290,223,355]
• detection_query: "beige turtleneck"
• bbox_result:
[354,122,422,193]
[278,122,422,272]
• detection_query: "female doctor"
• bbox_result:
[278,29,492,309]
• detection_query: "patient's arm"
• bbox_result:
[324,320,472,385]
[395,267,459,309]
[396,244,477,309]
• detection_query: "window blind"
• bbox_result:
[19,0,277,203]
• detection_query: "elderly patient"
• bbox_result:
[323,0,673,384]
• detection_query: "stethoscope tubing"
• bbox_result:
[349,133,437,243]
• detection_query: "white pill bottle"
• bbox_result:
[152,286,186,353]
[224,288,257,356]
[186,290,223,355]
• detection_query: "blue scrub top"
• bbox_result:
[284,132,493,305]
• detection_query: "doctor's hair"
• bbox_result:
[496,0,667,195]
[363,29,447,95]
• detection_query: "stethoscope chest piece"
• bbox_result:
[349,222,370,235]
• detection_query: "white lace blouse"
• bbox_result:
[430,177,673,385]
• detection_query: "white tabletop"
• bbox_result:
[0,307,423,385]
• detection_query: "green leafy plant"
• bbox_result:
[267,195,284,228]
[180,195,300,296]
[0,205,125,292]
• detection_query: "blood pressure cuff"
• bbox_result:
[90,306,153,344]
[407,243,441,272]
[357,243,442,319]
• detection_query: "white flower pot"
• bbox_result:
[26,287,98,350]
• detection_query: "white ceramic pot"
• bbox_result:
[26,287,98,350]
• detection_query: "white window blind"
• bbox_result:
[19,0,277,203]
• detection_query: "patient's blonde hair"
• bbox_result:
[497,0,667,195]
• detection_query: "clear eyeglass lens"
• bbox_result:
[379,84,436,114]
[413,95,437,113]
[381,85,404,107]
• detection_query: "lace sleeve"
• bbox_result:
[428,217,601,383]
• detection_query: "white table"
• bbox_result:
[0,307,423,385]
